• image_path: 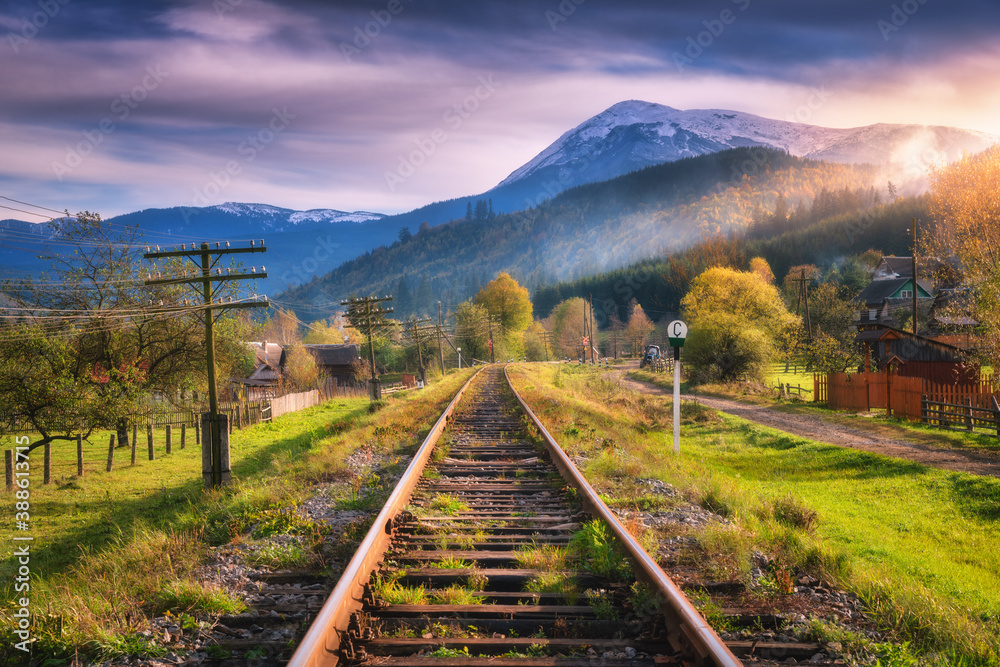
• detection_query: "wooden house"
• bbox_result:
[855,277,933,329]
[302,344,361,382]
[855,324,978,386]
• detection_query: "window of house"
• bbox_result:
[869,309,877,320]
[900,290,913,299]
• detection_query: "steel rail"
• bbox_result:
[503,364,743,667]
[287,367,485,667]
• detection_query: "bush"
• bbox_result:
[685,314,774,383]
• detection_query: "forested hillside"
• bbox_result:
[531,195,929,326]
[278,148,877,320]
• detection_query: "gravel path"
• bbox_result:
[615,369,1000,479]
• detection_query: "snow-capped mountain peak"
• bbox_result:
[496,100,1000,195]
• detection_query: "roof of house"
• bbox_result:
[254,342,285,369]
[875,256,914,279]
[855,324,966,354]
[856,278,932,306]
[303,344,360,366]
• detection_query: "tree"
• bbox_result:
[302,316,347,344]
[749,257,775,285]
[284,344,320,391]
[545,297,587,359]
[454,300,491,361]
[685,314,774,383]
[625,300,654,355]
[474,273,533,333]
[927,147,1000,369]
[681,267,800,382]
[398,226,412,243]
[259,308,301,345]
[474,273,533,356]
[523,322,549,361]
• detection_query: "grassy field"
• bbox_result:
[0,370,476,661]
[510,363,1000,666]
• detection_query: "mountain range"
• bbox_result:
[3,100,997,297]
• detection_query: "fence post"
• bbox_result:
[77,434,84,477]
[236,408,243,430]
[165,425,172,455]
[195,418,201,445]
[106,434,115,473]
[5,450,12,491]
[180,424,186,450]
[43,443,51,484]
[965,397,974,432]
[147,424,154,461]
[921,395,928,425]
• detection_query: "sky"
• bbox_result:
[2,0,1000,220]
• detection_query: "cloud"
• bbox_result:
[2,0,1000,219]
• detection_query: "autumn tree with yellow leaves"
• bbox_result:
[927,147,1000,369]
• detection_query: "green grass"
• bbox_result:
[430,584,486,605]
[509,363,1000,665]
[0,369,477,662]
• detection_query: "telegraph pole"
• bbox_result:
[794,269,813,340]
[911,218,919,335]
[587,294,597,366]
[437,301,445,372]
[143,240,269,488]
[406,317,433,385]
[487,316,495,363]
[342,296,393,401]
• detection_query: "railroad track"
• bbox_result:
[288,366,740,667]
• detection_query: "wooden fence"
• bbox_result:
[816,371,1000,433]
[922,395,1000,436]
[2,381,377,487]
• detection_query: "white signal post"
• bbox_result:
[667,320,688,453]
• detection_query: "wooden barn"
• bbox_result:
[855,324,979,386]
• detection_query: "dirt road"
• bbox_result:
[615,367,1000,479]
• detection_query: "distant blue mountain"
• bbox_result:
[0,203,389,297]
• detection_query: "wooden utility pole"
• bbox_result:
[540,330,554,362]
[587,294,597,365]
[488,316,496,363]
[437,301,445,372]
[342,296,393,401]
[406,317,433,384]
[144,240,269,487]
[911,218,919,336]
[793,269,813,340]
